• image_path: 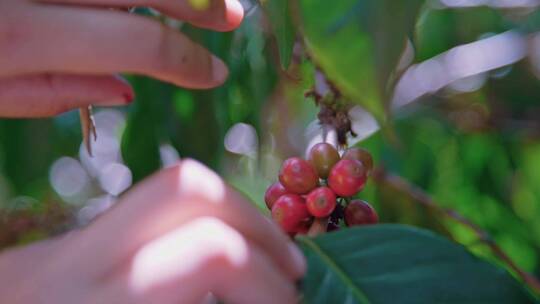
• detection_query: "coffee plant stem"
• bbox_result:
[307,217,329,237]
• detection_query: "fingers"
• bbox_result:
[33,0,244,32]
[93,218,296,304]
[0,6,228,88]
[0,74,133,117]
[76,159,306,281]
[0,239,62,285]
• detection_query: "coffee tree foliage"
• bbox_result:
[1,1,540,302]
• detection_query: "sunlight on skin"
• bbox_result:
[178,159,227,203]
[129,217,249,294]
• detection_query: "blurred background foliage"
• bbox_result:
[1,0,540,289]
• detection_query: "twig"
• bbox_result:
[373,168,540,295]
[307,217,329,237]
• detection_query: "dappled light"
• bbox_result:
[159,144,181,168]
[77,195,116,225]
[98,163,132,196]
[224,123,258,157]
[392,31,526,109]
[440,0,539,8]
[49,157,90,203]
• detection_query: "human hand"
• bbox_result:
[0,159,305,304]
[0,0,243,117]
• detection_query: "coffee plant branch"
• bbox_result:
[373,168,540,295]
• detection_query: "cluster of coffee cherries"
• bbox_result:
[265,143,379,236]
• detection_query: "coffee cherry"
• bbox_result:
[295,222,311,235]
[271,194,310,233]
[308,143,340,179]
[264,182,289,210]
[279,157,319,194]
[306,187,337,218]
[342,147,373,174]
[344,200,378,226]
[328,159,367,197]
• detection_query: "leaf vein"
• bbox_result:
[300,236,372,304]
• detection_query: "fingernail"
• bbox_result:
[211,56,228,85]
[95,94,133,106]
[121,78,135,103]
[224,0,244,29]
[288,242,307,277]
[124,92,135,103]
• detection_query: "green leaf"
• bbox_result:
[514,8,540,33]
[262,0,295,70]
[298,1,425,121]
[415,7,508,61]
[121,78,163,183]
[298,225,536,304]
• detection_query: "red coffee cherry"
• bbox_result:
[264,182,289,210]
[344,200,378,226]
[271,194,310,233]
[342,147,374,174]
[279,157,319,194]
[308,143,340,179]
[328,159,367,197]
[306,187,337,218]
[295,222,311,236]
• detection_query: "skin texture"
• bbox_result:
[0,160,305,304]
[0,0,243,117]
[0,1,306,303]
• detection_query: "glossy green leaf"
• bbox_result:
[298,0,425,121]
[262,0,295,69]
[298,225,536,304]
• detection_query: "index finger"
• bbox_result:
[33,0,244,32]
[76,159,306,280]
[1,6,228,89]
